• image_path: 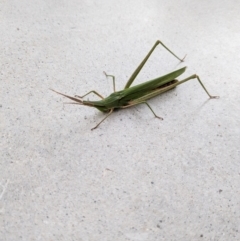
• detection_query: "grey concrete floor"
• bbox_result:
[1,0,240,240]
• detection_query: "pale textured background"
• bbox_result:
[1,0,240,240]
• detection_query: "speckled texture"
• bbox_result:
[1,0,240,240]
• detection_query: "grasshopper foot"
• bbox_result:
[181,54,187,62]
[156,116,164,120]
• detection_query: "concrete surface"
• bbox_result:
[1,0,240,240]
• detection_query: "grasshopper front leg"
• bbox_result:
[75,90,105,100]
[103,71,116,92]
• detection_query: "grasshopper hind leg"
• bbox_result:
[174,74,219,99]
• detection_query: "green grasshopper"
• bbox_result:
[51,40,219,130]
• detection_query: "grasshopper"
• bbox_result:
[51,40,219,130]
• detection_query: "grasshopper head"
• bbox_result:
[51,89,111,112]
